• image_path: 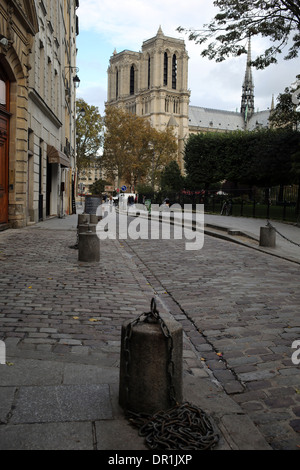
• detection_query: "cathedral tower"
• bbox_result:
[106,27,191,171]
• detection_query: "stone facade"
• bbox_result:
[106,28,271,179]
[107,26,191,172]
[0,0,79,229]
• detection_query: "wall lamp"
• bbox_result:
[65,66,81,89]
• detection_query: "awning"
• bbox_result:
[47,145,70,168]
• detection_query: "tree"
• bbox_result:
[148,127,178,189]
[178,1,300,69]
[102,106,178,189]
[89,178,110,196]
[102,106,151,188]
[76,98,103,173]
[184,128,300,190]
[270,76,300,129]
[184,133,224,189]
[160,160,184,192]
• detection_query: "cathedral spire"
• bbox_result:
[241,36,255,123]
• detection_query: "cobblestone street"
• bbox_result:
[0,214,299,450]
[122,220,300,450]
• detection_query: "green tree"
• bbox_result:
[270,77,300,130]
[184,133,224,189]
[160,160,184,192]
[184,128,300,190]
[76,98,103,173]
[178,1,300,69]
[89,178,110,196]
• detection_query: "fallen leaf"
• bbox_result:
[73,316,79,320]
[89,318,100,322]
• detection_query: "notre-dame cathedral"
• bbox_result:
[106,26,271,171]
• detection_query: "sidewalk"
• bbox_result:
[204,213,300,265]
[1,209,293,451]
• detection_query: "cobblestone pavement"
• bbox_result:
[0,213,299,450]
[120,216,300,451]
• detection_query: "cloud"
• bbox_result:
[76,0,300,114]
[78,0,217,51]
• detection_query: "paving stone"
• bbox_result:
[11,384,112,423]
[0,422,94,450]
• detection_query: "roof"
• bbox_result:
[188,106,271,132]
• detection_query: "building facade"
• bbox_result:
[107,26,191,172]
[107,28,271,176]
[0,0,79,229]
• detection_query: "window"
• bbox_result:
[172,54,177,89]
[130,65,135,95]
[0,80,6,106]
[148,57,151,89]
[116,69,119,99]
[164,52,168,86]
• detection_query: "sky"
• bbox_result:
[76,0,300,116]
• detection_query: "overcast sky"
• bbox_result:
[76,0,299,116]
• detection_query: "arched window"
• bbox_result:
[148,57,151,89]
[164,52,168,86]
[0,79,6,107]
[130,65,135,95]
[172,54,177,89]
[116,69,119,99]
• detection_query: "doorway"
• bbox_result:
[0,77,9,225]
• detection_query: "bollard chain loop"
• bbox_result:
[123,298,177,407]
[124,299,219,450]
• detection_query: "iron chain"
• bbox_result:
[124,298,219,450]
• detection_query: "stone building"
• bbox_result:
[106,28,271,176]
[0,0,79,229]
[107,26,191,173]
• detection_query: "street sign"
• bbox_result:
[121,185,127,192]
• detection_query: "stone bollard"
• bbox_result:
[78,230,100,262]
[119,300,183,415]
[78,213,90,225]
[78,224,97,234]
[260,226,276,247]
[90,214,102,224]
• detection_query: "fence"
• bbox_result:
[151,186,300,224]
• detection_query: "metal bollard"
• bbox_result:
[78,230,100,262]
[119,299,183,415]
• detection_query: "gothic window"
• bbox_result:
[116,69,119,99]
[172,54,177,90]
[148,57,151,89]
[164,52,168,86]
[130,65,135,95]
